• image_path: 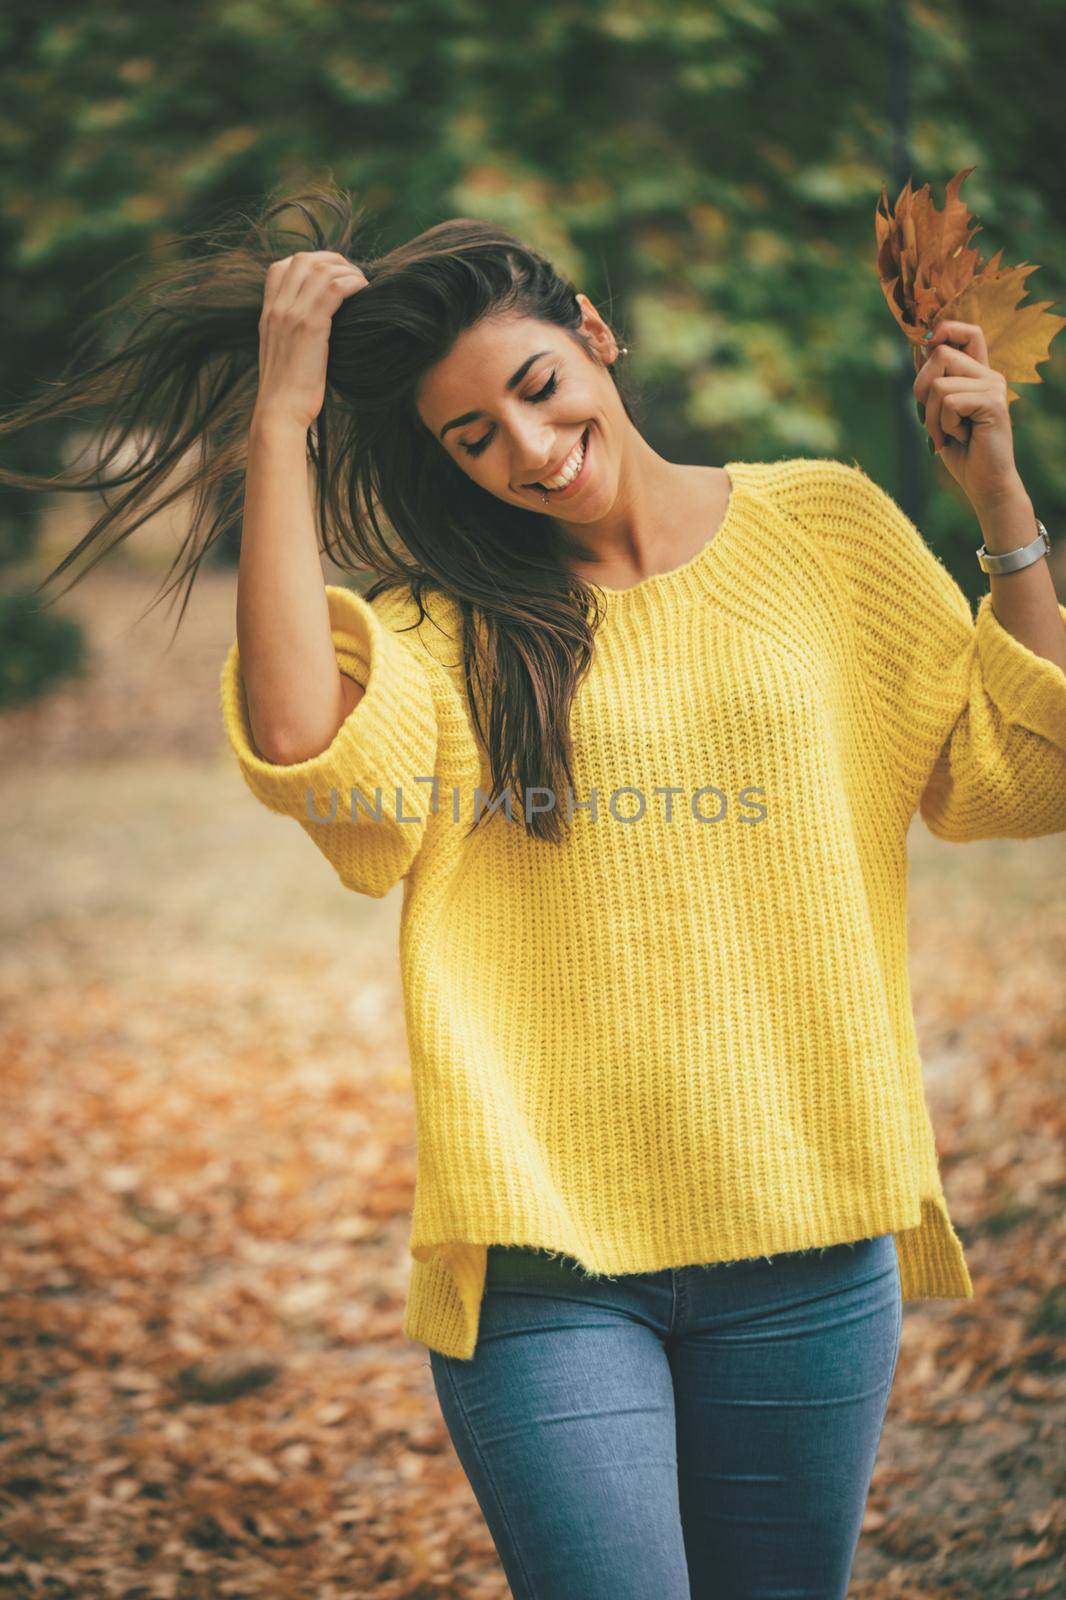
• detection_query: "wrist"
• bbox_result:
[249,406,312,445]
[976,484,1036,554]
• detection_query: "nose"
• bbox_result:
[509,418,558,486]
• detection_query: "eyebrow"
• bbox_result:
[438,350,553,441]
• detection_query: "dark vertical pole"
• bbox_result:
[886,0,923,525]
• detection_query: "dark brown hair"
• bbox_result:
[0,179,644,842]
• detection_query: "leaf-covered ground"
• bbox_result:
[1,561,1063,1598]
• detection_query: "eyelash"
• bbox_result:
[460,372,559,457]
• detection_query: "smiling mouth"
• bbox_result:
[526,426,590,491]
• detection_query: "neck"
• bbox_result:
[560,430,715,582]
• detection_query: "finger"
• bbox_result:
[318,269,371,315]
[913,343,990,404]
[934,398,973,451]
[260,251,354,323]
[260,253,297,317]
[925,376,978,451]
[924,376,990,450]
[286,265,368,323]
[268,251,351,319]
[268,250,324,317]
[926,318,989,367]
[941,384,1007,448]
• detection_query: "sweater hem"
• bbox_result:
[404,1191,973,1362]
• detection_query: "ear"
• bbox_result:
[575,293,617,360]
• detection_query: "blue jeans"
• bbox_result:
[429,1233,902,1600]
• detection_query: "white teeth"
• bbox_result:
[537,431,587,490]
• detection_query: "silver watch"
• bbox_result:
[977,517,1050,575]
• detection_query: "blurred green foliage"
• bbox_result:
[0,590,85,706]
[1,0,1063,649]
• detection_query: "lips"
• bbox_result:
[526,426,590,490]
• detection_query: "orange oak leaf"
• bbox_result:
[875,165,1066,404]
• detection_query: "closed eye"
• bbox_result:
[460,372,559,457]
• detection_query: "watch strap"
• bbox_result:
[977,517,1050,575]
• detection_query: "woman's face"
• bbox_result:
[415,296,627,522]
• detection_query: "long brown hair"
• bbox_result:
[0,179,645,843]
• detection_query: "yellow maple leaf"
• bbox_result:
[875,165,1066,404]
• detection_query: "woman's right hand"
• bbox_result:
[254,250,370,432]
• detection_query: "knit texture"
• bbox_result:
[219,456,1066,1360]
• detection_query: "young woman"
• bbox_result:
[6,183,1065,1600]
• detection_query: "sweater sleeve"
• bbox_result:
[810,460,1066,840]
[219,582,451,897]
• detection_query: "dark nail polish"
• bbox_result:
[926,436,937,455]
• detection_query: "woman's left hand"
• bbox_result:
[913,319,1026,514]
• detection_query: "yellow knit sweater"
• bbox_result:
[219,456,1066,1361]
